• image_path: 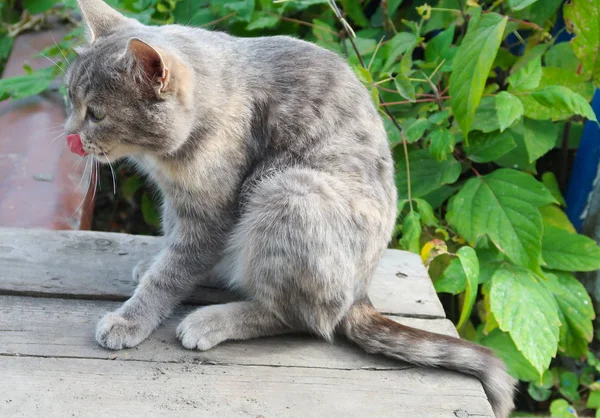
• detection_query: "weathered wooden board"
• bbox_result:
[0,296,459,370]
[0,228,494,417]
[0,356,494,417]
[0,228,445,318]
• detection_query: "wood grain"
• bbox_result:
[0,356,494,417]
[0,228,445,318]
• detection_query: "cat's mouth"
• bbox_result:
[66,134,87,157]
[66,133,117,161]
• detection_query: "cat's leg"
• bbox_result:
[176,301,290,350]
[132,259,152,283]
[132,201,176,283]
[97,240,219,350]
[175,168,387,351]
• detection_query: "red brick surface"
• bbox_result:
[0,29,94,230]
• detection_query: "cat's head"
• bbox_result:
[65,0,195,162]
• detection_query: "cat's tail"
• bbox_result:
[340,301,516,418]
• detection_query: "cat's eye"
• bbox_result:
[87,107,106,122]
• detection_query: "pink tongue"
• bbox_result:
[66,134,87,156]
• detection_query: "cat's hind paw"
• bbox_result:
[176,307,229,351]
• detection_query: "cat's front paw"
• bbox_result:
[95,312,150,350]
[176,307,229,351]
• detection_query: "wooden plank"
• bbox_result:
[0,296,458,371]
[0,356,494,417]
[0,228,445,318]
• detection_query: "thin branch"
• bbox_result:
[381,97,450,106]
[267,12,340,36]
[200,12,237,28]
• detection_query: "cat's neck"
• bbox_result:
[133,126,249,207]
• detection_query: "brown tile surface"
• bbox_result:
[0,29,94,230]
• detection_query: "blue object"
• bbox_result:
[565,90,600,231]
[553,2,600,231]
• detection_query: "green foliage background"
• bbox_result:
[2,0,600,415]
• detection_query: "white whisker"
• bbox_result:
[91,160,99,203]
[25,44,65,75]
[72,158,93,217]
[51,131,65,144]
[103,152,117,195]
[50,32,70,66]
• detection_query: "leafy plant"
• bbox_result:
[2,0,600,415]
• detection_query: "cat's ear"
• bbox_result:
[77,0,133,42]
[126,38,171,95]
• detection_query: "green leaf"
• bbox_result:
[542,271,594,359]
[434,258,464,294]
[542,226,600,272]
[413,198,437,227]
[354,66,373,84]
[428,109,451,125]
[545,42,580,72]
[394,149,461,200]
[224,0,255,22]
[522,118,558,163]
[531,86,598,121]
[470,97,501,133]
[550,399,577,417]
[513,0,562,26]
[447,169,556,271]
[496,91,524,132]
[420,184,460,210]
[507,0,539,11]
[384,118,402,148]
[564,0,600,87]
[246,15,280,30]
[588,391,600,409]
[507,56,542,91]
[450,13,508,140]
[382,32,416,73]
[424,25,455,63]
[480,328,540,381]
[342,0,369,27]
[456,246,479,329]
[0,67,55,101]
[528,381,552,402]
[394,75,416,102]
[141,193,161,228]
[466,130,516,163]
[387,0,404,16]
[490,265,560,375]
[424,25,456,71]
[519,67,596,120]
[400,211,421,253]
[540,205,576,233]
[493,122,537,173]
[23,0,56,14]
[0,35,14,63]
[427,127,455,161]
[559,370,581,402]
[542,172,566,206]
[405,118,432,143]
[122,175,144,200]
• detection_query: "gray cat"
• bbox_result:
[65,0,516,416]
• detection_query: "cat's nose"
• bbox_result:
[66,133,88,157]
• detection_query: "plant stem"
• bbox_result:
[200,12,237,28]
[267,12,340,36]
